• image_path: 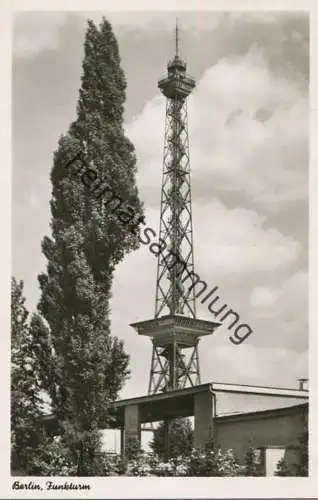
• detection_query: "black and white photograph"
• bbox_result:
[6,1,316,496]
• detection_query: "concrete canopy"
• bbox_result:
[109,383,214,427]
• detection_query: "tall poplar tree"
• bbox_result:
[35,18,143,475]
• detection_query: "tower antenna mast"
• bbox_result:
[175,18,179,57]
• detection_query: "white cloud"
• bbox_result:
[249,271,307,321]
[28,191,40,208]
[249,286,280,309]
[128,96,164,171]
[193,200,301,276]
[111,240,307,396]
[236,271,308,352]
[189,49,308,209]
[80,11,221,31]
[200,343,308,387]
[13,13,64,57]
[12,11,221,59]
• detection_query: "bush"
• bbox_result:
[187,448,242,477]
[28,437,77,476]
[275,426,308,477]
[297,427,308,476]
[125,437,142,461]
[244,447,262,476]
[23,433,243,477]
[108,447,242,477]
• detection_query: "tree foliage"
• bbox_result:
[34,17,143,475]
[275,421,308,477]
[296,422,308,476]
[150,418,193,460]
[11,277,44,473]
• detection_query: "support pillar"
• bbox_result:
[120,426,124,456]
[123,404,141,455]
[194,391,214,449]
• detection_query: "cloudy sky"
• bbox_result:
[12,11,309,399]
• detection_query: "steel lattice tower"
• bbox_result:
[155,26,196,320]
[131,24,220,395]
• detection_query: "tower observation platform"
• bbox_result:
[131,23,220,396]
[158,56,196,99]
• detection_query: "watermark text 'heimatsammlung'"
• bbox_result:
[63,150,253,345]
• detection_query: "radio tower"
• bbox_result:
[131,22,219,395]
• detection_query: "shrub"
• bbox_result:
[275,425,308,477]
[103,447,242,476]
[22,432,243,477]
[275,457,292,476]
[296,427,308,476]
[125,436,142,461]
[28,437,77,476]
[244,447,262,476]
